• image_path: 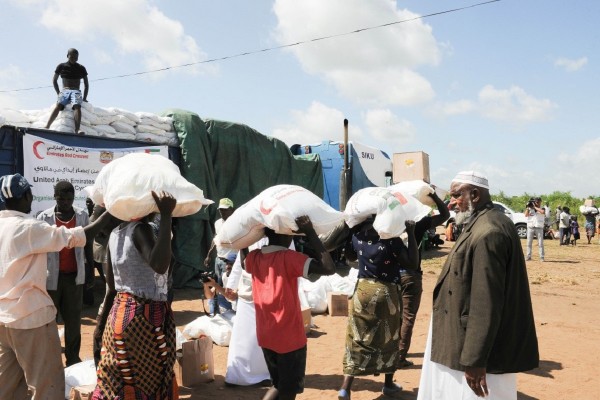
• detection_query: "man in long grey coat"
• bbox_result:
[418,171,539,399]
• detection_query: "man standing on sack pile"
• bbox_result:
[417,171,539,399]
[0,174,110,399]
[45,48,89,134]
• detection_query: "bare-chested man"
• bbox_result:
[45,48,89,134]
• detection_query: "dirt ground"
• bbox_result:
[73,233,600,400]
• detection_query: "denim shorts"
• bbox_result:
[57,89,83,107]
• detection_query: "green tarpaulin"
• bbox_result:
[161,110,323,288]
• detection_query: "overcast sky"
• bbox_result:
[1,0,598,197]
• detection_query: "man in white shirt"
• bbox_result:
[203,198,236,314]
[525,197,546,262]
[559,207,571,245]
[0,173,110,399]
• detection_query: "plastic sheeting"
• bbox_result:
[160,111,323,288]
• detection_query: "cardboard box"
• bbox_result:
[301,307,312,334]
[328,292,349,316]
[176,336,214,387]
[584,199,595,207]
[393,151,430,183]
[69,384,95,400]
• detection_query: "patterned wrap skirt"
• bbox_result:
[92,292,178,399]
[343,278,402,376]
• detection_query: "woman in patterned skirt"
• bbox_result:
[93,191,178,399]
[338,217,419,400]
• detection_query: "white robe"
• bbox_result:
[224,240,270,386]
[417,320,517,400]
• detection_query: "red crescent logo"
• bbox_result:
[33,141,45,159]
[259,200,274,215]
[392,192,408,205]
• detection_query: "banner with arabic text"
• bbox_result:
[23,134,168,216]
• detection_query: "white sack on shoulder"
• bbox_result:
[580,205,599,215]
[386,188,432,222]
[214,202,265,250]
[216,185,345,250]
[388,180,434,205]
[344,187,430,238]
[253,185,344,235]
[84,152,213,221]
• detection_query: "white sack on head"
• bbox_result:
[388,180,448,206]
[215,185,344,250]
[344,187,397,228]
[214,202,265,250]
[255,185,344,234]
[388,180,434,205]
[580,205,599,215]
[344,187,430,239]
[84,152,213,221]
[386,188,432,222]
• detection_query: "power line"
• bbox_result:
[1,0,500,94]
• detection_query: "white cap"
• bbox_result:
[452,170,489,189]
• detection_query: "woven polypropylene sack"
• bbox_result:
[85,152,213,221]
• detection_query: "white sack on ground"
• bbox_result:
[84,152,213,221]
[215,185,345,250]
[182,311,234,346]
[298,277,329,314]
[64,360,96,399]
[176,328,187,351]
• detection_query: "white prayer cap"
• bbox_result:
[452,170,489,189]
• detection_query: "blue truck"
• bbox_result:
[290,140,393,211]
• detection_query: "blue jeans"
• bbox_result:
[559,227,570,245]
[526,227,544,260]
[208,257,232,314]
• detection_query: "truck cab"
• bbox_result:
[290,140,392,211]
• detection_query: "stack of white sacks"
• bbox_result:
[0,103,178,146]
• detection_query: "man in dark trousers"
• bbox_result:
[397,188,450,368]
[37,181,94,366]
[45,48,89,134]
[417,171,538,399]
